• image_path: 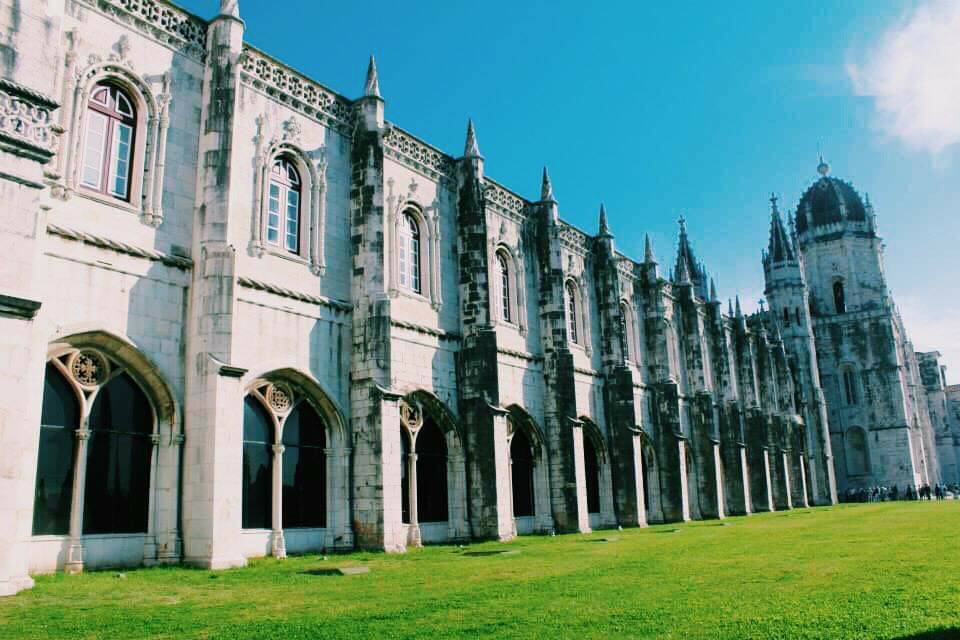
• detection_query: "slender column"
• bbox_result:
[678,439,691,522]
[143,433,161,565]
[507,447,518,537]
[65,427,91,575]
[406,451,421,547]
[571,424,591,533]
[634,434,648,527]
[323,447,334,549]
[712,443,726,519]
[799,454,810,508]
[781,451,793,510]
[271,444,286,559]
[739,445,753,514]
[762,448,774,512]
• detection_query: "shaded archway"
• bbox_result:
[507,405,552,534]
[579,417,613,529]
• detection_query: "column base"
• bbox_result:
[271,530,286,559]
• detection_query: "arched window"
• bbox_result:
[510,428,535,517]
[846,427,869,475]
[842,367,859,406]
[267,158,302,254]
[83,372,154,534]
[416,419,448,523]
[795,307,801,325]
[833,281,846,314]
[32,364,80,535]
[399,212,422,294]
[497,251,512,323]
[281,402,326,528]
[783,307,790,326]
[242,396,273,530]
[620,301,637,362]
[566,282,580,345]
[583,435,601,514]
[80,82,137,201]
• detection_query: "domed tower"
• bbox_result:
[763,194,837,505]
[793,159,937,494]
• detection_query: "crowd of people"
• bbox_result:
[840,483,958,503]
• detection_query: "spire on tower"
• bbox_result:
[674,214,702,290]
[728,298,735,317]
[464,119,481,158]
[735,295,743,318]
[817,154,830,177]
[540,167,555,202]
[220,0,240,17]
[766,192,796,264]
[363,55,381,98]
[644,233,657,264]
[598,203,611,237]
[710,278,718,302]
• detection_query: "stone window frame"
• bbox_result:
[840,363,860,406]
[39,336,180,575]
[620,298,640,366]
[564,276,592,355]
[241,374,349,558]
[492,243,527,334]
[251,141,327,275]
[56,59,171,228]
[505,406,552,534]
[388,201,442,309]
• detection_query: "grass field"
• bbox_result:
[3,503,960,639]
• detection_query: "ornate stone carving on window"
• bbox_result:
[69,350,109,388]
[250,116,328,274]
[266,383,293,414]
[400,399,423,433]
[239,46,354,135]
[491,241,528,335]
[51,43,172,227]
[0,79,62,166]
[76,0,207,60]
[385,179,443,309]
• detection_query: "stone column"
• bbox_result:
[571,423,592,533]
[270,444,286,558]
[65,426,91,574]
[406,450,421,547]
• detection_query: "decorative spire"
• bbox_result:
[674,214,701,289]
[540,166,555,202]
[644,233,657,264]
[728,298,734,317]
[676,251,692,285]
[598,203,612,237]
[709,278,718,302]
[766,193,796,264]
[735,295,743,318]
[219,0,240,17]
[464,119,481,158]
[817,154,830,177]
[363,55,381,98]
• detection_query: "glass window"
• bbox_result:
[32,365,79,536]
[498,252,512,323]
[80,82,136,202]
[83,373,153,534]
[584,435,601,514]
[833,281,846,314]
[400,427,411,525]
[281,401,326,529]
[566,283,579,344]
[620,302,633,361]
[416,419,447,523]
[267,158,301,254]
[399,213,422,294]
[242,396,273,530]
[843,369,859,405]
[510,428,535,517]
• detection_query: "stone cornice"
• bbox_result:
[239,45,354,136]
[382,124,455,183]
[0,81,62,163]
[0,294,42,320]
[237,276,352,312]
[47,224,193,270]
[390,319,462,342]
[558,221,591,255]
[497,347,544,363]
[483,179,527,221]
[76,0,208,61]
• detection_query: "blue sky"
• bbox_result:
[182,0,960,380]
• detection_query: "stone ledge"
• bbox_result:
[0,293,42,319]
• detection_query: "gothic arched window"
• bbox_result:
[416,419,448,523]
[267,157,302,254]
[32,364,80,535]
[497,251,512,323]
[242,396,273,530]
[510,428,535,517]
[281,401,327,528]
[842,367,859,406]
[566,282,580,345]
[620,301,638,362]
[83,372,154,534]
[81,82,137,201]
[833,281,846,314]
[783,307,790,326]
[399,212,422,294]
[583,435,601,514]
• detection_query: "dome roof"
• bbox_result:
[795,171,867,233]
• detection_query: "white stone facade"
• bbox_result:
[0,0,948,598]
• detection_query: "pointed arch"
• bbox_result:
[506,405,546,460]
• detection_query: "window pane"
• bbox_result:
[415,420,447,522]
[267,183,281,245]
[32,365,79,536]
[83,373,153,534]
[243,396,273,529]
[285,190,299,253]
[109,122,133,198]
[81,111,108,189]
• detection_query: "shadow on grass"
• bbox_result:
[895,629,960,639]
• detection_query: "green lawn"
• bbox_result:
[3,503,960,639]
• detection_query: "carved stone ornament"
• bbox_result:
[70,350,107,387]
[267,383,293,414]
[399,400,423,431]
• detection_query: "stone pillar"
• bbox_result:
[719,403,750,515]
[406,451,421,547]
[270,444,286,558]
[652,383,689,522]
[64,426,91,574]
[746,410,774,512]
[571,422,592,533]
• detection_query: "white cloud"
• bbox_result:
[897,294,960,385]
[847,1,960,155]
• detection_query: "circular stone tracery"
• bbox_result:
[266,383,293,414]
[70,350,107,387]
[399,400,423,431]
